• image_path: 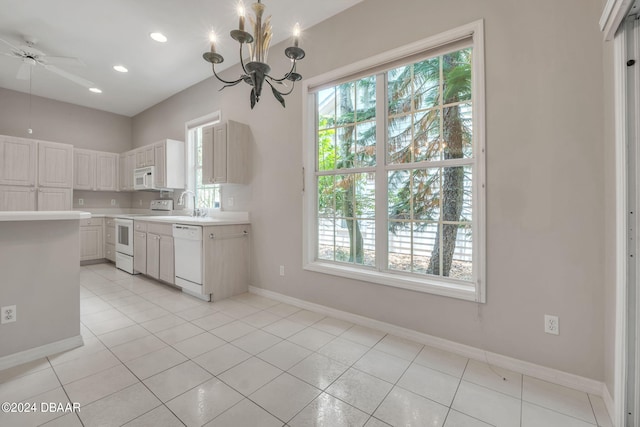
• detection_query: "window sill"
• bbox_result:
[304,261,480,302]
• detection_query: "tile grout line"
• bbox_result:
[442,357,471,427]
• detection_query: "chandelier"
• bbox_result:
[202,0,306,109]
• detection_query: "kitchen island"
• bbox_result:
[0,211,90,370]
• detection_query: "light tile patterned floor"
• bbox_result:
[0,264,613,427]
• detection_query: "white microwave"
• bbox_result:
[134,166,156,190]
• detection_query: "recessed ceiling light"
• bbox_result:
[113,65,128,73]
[150,32,167,43]
[89,88,102,94]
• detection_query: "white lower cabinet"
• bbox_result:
[80,218,104,262]
[133,230,147,274]
[104,218,116,262]
[146,222,174,284]
[203,224,250,300]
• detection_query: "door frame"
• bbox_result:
[606,1,640,425]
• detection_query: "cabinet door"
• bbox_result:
[74,149,96,190]
[0,186,36,211]
[159,235,174,284]
[96,152,118,191]
[154,143,166,188]
[37,188,71,210]
[135,149,146,168]
[0,137,36,186]
[146,233,160,279]
[145,146,155,166]
[203,225,250,300]
[202,125,214,185]
[133,231,147,274]
[119,155,127,191]
[80,225,103,261]
[127,152,136,189]
[212,123,228,183]
[104,243,116,262]
[38,142,73,188]
[202,123,228,184]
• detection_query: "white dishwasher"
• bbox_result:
[173,224,209,301]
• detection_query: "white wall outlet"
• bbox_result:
[1,305,16,324]
[78,198,84,206]
[279,265,285,276]
[228,197,235,207]
[139,199,143,206]
[111,199,116,206]
[544,314,559,335]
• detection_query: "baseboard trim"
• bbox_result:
[602,383,615,425]
[249,286,604,396]
[0,335,84,372]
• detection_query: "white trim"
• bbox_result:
[600,0,634,41]
[614,25,629,427]
[603,384,615,426]
[304,262,477,301]
[0,335,83,372]
[249,286,604,395]
[301,20,486,303]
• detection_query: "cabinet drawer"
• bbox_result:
[104,243,116,262]
[81,218,104,227]
[147,222,172,236]
[134,221,148,232]
[105,227,115,244]
[105,218,116,227]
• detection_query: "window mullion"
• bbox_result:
[375,72,388,272]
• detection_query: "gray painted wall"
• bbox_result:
[0,87,135,208]
[0,87,132,152]
[132,0,608,380]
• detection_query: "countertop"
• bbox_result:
[0,211,91,222]
[82,210,250,226]
[130,215,250,226]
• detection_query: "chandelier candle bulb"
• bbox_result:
[293,23,300,47]
[209,32,217,53]
[238,2,245,31]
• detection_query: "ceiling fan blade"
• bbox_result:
[0,38,21,52]
[16,62,31,80]
[42,56,85,67]
[43,64,95,88]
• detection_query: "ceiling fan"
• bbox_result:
[0,36,95,89]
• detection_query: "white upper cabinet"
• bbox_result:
[202,120,250,185]
[74,149,95,190]
[0,186,36,211]
[96,152,118,191]
[153,139,184,189]
[38,141,73,188]
[74,149,119,191]
[0,136,37,187]
[119,151,136,191]
[37,187,72,210]
[135,145,155,168]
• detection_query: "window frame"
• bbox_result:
[184,111,222,212]
[302,20,486,302]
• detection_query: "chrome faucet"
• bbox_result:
[178,190,197,217]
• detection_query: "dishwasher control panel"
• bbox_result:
[172,224,202,240]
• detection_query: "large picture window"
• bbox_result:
[303,22,485,301]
